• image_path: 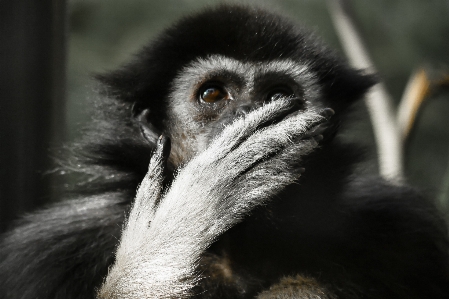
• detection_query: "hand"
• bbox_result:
[98,98,331,299]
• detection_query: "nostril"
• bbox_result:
[235,105,252,117]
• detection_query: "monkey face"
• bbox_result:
[99,5,375,170]
[164,55,326,165]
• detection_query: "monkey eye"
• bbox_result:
[267,87,295,102]
[200,85,230,103]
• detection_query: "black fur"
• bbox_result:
[1,4,448,299]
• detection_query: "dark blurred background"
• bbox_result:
[1,0,449,232]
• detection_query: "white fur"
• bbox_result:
[98,98,325,298]
[167,55,322,136]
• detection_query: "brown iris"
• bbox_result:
[200,86,229,103]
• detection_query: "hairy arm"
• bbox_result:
[98,99,328,299]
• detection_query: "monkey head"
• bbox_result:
[97,5,375,168]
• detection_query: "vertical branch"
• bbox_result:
[397,69,431,143]
[327,0,403,181]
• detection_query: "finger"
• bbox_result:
[207,98,297,160]
[223,109,326,174]
[227,140,318,215]
[125,135,171,237]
